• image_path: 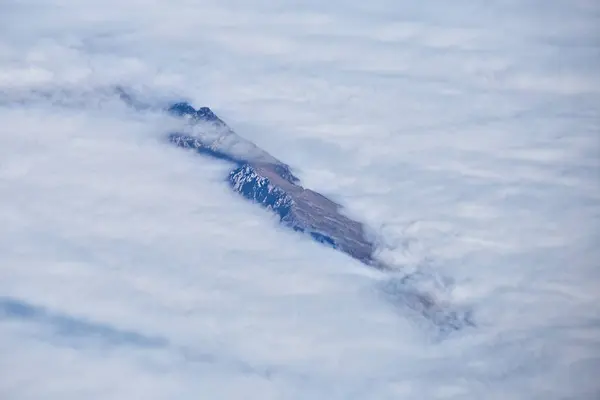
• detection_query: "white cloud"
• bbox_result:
[0,0,599,399]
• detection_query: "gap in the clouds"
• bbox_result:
[379,270,476,338]
[151,93,477,335]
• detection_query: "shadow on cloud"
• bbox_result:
[0,296,167,348]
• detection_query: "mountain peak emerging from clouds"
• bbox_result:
[166,102,378,267]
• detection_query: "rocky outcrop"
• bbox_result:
[167,102,377,266]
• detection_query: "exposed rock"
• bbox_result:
[167,103,377,266]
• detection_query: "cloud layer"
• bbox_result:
[1,0,599,398]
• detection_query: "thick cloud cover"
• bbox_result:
[1,0,599,398]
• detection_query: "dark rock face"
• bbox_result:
[228,162,374,262]
[167,102,377,266]
[168,103,226,126]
